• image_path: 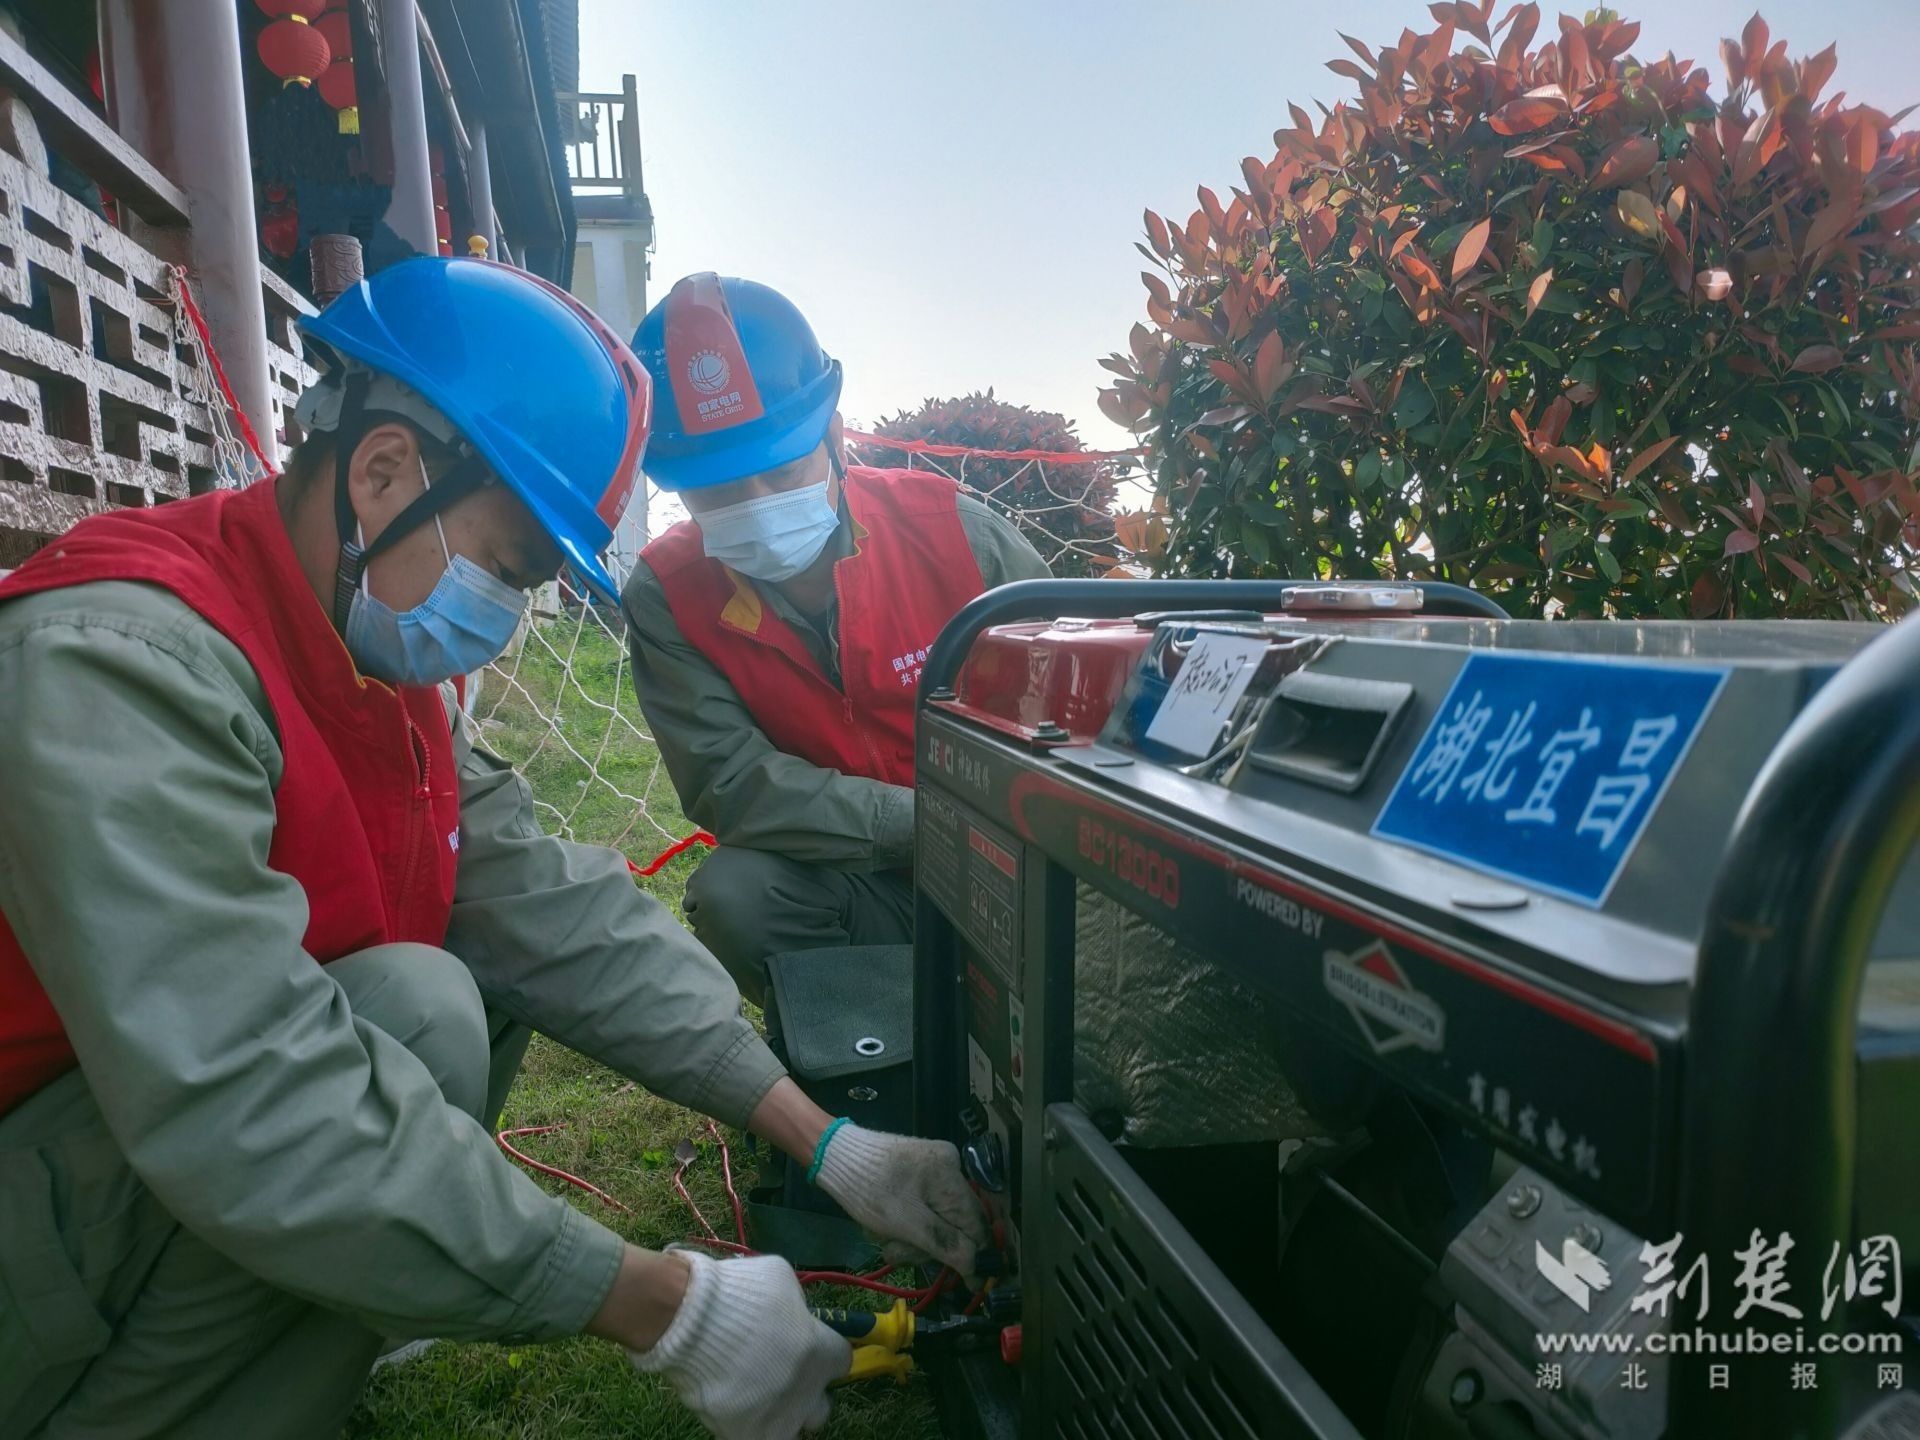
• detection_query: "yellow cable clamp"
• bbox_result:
[840,1346,914,1386]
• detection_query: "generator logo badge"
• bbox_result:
[1323,940,1446,1054]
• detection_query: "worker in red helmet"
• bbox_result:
[626,275,1050,1002]
[0,259,985,1440]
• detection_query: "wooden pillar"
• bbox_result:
[379,0,436,256]
[467,118,496,255]
[98,0,277,467]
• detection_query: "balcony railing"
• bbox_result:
[558,76,644,200]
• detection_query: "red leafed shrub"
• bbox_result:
[1100,5,1920,618]
[858,391,1123,575]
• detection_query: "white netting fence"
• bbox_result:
[849,434,1147,577]
[169,267,279,489]
[469,440,1149,874]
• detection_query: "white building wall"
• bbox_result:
[570,219,652,573]
[574,222,650,340]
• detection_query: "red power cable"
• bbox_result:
[505,1119,977,1307]
[912,1266,957,1315]
[496,1125,633,1215]
[685,1237,755,1257]
[794,1270,938,1298]
[971,1180,1007,1252]
[704,1119,748,1246]
[672,1143,722,1244]
[681,1125,954,1303]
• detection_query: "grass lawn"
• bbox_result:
[344,615,941,1439]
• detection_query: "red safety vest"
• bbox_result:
[0,481,460,1118]
[646,466,986,788]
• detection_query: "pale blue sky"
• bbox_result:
[579,2,1910,453]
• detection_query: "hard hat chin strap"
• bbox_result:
[328,370,494,631]
[330,372,372,632]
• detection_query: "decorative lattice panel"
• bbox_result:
[0,102,314,569]
[263,266,318,450]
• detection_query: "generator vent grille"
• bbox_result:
[1035,1104,1359,1440]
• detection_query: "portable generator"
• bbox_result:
[907,578,1920,1440]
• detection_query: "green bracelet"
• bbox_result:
[807,1116,851,1185]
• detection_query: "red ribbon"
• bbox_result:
[628,829,718,878]
[171,266,279,480]
[845,430,1141,465]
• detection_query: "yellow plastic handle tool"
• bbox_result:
[812,1299,915,1353]
[839,1345,914,1386]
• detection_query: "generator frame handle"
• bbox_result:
[921,578,1508,696]
[1675,613,1920,1437]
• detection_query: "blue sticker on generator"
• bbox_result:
[1372,653,1728,906]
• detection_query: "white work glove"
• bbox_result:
[629,1251,850,1440]
[812,1122,991,1276]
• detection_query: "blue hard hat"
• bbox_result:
[633,274,843,491]
[299,257,651,604]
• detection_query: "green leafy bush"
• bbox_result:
[858,391,1122,576]
[1100,5,1920,617]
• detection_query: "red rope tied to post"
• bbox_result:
[628,829,717,878]
[169,266,279,481]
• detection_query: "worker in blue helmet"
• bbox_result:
[0,258,986,1440]
[625,274,1050,1004]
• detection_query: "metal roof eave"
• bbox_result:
[417,0,575,284]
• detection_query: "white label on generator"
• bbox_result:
[967,1035,993,1103]
[1146,632,1269,756]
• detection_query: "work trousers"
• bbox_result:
[681,848,914,1009]
[0,943,533,1440]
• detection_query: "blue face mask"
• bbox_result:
[695,479,840,583]
[344,467,528,686]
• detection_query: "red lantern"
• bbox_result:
[317,59,358,133]
[256,0,328,18]
[313,9,351,57]
[257,17,331,87]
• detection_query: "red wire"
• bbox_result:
[844,429,1141,464]
[496,1125,633,1215]
[672,1150,721,1243]
[970,1179,1008,1253]
[704,1120,748,1246]
[507,1121,979,1309]
[500,1123,971,1307]
[684,1237,755,1256]
[794,1270,940,1298]
[913,1267,957,1315]
[676,1234,946,1300]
